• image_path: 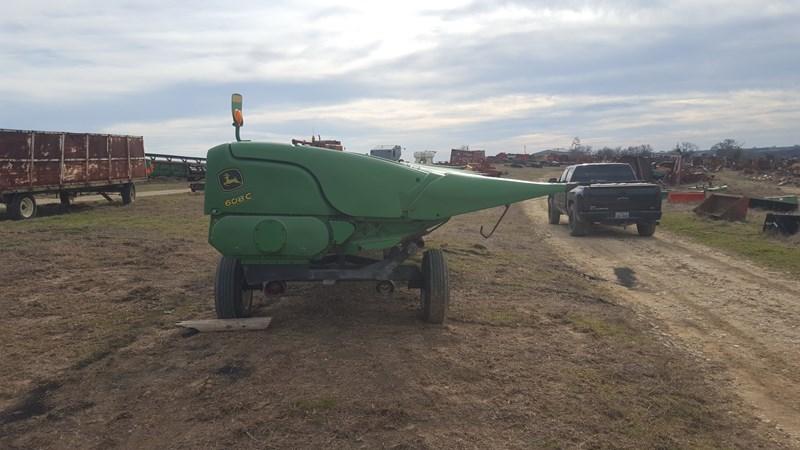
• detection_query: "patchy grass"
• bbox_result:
[1,194,207,238]
[137,178,190,192]
[292,397,338,415]
[661,209,800,277]
[568,314,630,338]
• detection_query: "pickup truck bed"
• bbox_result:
[547,163,662,237]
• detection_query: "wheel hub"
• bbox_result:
[20,198,34,218]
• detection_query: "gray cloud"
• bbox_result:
[1,0,798,155]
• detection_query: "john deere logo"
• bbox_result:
[219,169,244,191]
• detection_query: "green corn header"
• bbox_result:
[205,94,565,323]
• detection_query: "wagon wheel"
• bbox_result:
[420,249,449,324]
[9,194,37,220]
[121,183,136,205]
[59,191,71,210]
[215,256,254,319]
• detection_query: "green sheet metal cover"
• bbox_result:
[230,142,424,218]
[229,142,564,220]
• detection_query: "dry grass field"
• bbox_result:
[0,169,794,449]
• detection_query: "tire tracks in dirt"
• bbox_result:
[523,197,800,445]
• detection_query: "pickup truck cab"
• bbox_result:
[547,163,662,237]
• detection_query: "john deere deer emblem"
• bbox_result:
[218,169,244,191]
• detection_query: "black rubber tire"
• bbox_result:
[568,203,589,237]
[9,194,37,220]
[121,183,136,205]
[420,249,449,324]
[637,221,657,237]
[214,256,254,319]
[547,198,560,225]
[59,191,71,209]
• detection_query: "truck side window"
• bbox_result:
[561,167,573,182]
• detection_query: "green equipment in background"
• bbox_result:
[204,94,565,323]
[146,153,207,191]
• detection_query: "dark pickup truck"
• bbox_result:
[547,163,662,237]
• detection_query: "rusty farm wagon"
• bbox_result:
[0,129,147,219]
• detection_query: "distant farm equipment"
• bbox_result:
[370,145,403,161]
[146,153,207,191]
[291,135,344,151]
[1,129,146,219]
[414,151,436,165]
[203,94,565,324]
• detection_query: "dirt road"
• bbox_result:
[524,197,800,444]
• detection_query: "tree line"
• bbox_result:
[567,136,744,160]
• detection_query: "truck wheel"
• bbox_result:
[9,194,37,220]
[121,183,136,205]
[568,203,589,236]
[420,249,449,324]
[214,256,254,319]
[637,221,657,237]
[547,198,560,225]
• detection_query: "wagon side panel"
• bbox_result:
[129,137,147,179]
[63,133,88,183]
[87,134,110,181]
[0,131,31,192]
[110,135,129,180]
[32,133,62,186]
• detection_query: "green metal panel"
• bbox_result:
[329,220,356,244]
[406,170,564,220]
[205,140,565,260]
[229,142,424,218]
[204,144,337,216]
[224,142,564,219]
[149,161,189,178]
[209,215,330,260]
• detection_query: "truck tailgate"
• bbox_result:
[586,183,660,210]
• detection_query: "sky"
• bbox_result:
[1,0,799,160]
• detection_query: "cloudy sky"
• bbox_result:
[1,1,798,159]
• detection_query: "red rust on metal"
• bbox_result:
[0,129,147,194]
[694,193,749,221]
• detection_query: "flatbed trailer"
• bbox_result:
[0,129,147,219]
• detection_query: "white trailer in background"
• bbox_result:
[414,151,436,165]
[369,145,403,161]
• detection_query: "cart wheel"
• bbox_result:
[263,280,287,296]
[121,183,136,205]
[9,194,37,220]
[420,249,449,324]
[376,280,395,295]
[215,256,254,318]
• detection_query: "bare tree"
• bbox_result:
[595,146,620,161]
[620,144,653,157]
[674,142,699,155]
[711,139,744,161]
[568,136,592,158]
